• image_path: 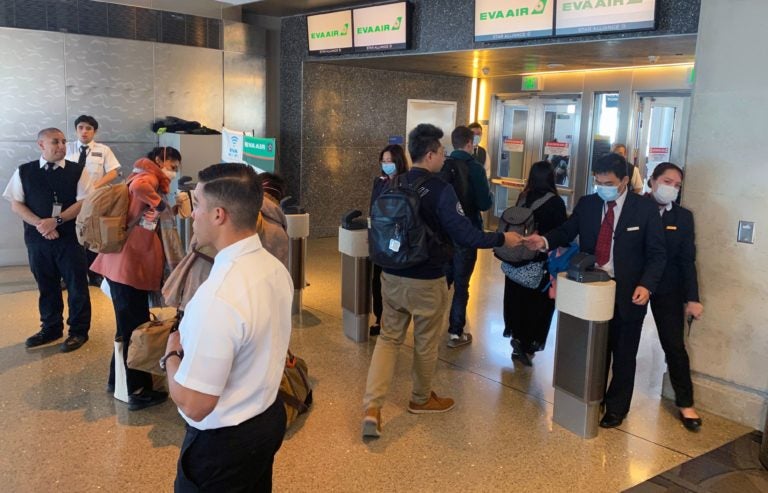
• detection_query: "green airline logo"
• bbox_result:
[310,22,349,40]
[356,16,402,35]
[479,0,548,21]
[561,0,642,12]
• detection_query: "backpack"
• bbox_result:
[440,157,475,218]
[493,192,554,263]
[368,174,434,269]
[279,350,313,428]
[76,182,134,253]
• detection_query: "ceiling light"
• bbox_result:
[547,63,565,69]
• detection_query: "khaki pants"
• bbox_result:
[363,272,451,409]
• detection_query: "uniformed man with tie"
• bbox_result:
[3,128,93,352]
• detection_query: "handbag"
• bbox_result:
[279,350,313,429]
[126,313,181,375]
[500,260,546,289]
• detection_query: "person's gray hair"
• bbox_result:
[37,128,63,140]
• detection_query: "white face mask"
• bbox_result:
[653,183,679,204]
[472,135,481,146]
[162,169,177,181]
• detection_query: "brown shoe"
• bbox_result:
[362,407,382,438]
[407,391,455,414]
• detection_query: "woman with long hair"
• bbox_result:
[502,161,567,366]
[369,144,408,336]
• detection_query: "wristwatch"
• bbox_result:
[55,216,63,225]
[159,350,184,371]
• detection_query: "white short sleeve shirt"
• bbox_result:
[3,157,93,203]
[174,234,294,430]
[65,140,121,183]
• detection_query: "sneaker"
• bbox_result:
[61,335,88,353]
[128,390,168,411]
[25,330,62,348]
[447,332,472,348]
[407,391,455,414]
[362,407,382,438]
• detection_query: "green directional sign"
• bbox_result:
[243,136,276,173]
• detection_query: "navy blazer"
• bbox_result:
[654,203,700,302]
[545,192,667,321]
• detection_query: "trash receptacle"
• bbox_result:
[282,198,309,315]
[339,210,371,343]
[552,253,615,438]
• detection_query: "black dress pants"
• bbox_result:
[371,263,383,325]
[650,293,694,408]
[27,238,91,337]
[503,276,555,353]
[603,304,646,416]
[106,279,154,394]
[175,398,287,492]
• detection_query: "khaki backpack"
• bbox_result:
[76,183,132,253]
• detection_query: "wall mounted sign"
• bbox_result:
[307,10,353,55]
[475,0,554,41]
[544,141,570,156]
[555,0,656,36]
[503,138,525,152]
[222,127,245,163]
[243,136,276,173]
[352,2,412,52]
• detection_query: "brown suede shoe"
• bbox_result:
[362,407,382,438]
[407,391,455,414]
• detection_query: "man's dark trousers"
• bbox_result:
[446,245,478,336]
[27,237,90,338]
[603,305,646,416]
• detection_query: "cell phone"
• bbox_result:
[686,315,694,336]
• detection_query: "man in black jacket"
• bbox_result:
[362,124,520,439]
[523,153,666,428]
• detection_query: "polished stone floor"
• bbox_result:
[0,238,753,492]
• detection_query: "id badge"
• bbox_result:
[140,216,158,231]
[389,238,401,252]
[52,202,62,217]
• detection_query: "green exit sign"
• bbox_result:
[522,75,542,91]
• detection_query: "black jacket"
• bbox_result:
[545,192,667,320]
[519,191,567,264]
[653,202,699,302]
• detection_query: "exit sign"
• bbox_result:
[522,76,542,91]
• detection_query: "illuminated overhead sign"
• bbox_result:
[475,0,554,41]
[307,10,353,55]
[352,2,412,52]
[555,0,656,36]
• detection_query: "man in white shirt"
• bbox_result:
[611,143,644,194]
[162,163,293,492]
[3,128,93,352]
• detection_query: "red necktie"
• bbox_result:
[595,201,616,266]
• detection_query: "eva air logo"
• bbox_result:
[479,0,548,21]
[356,16,402,35]
[310,23,349,40]
[561,0,642,12]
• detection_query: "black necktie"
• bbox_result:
[45,162,55,171]
[78,146,87,166]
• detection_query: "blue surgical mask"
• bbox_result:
[472,135,481,146]
[381,162,396,176]
[596,184,619,202]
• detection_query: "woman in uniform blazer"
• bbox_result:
[647,162,704,432]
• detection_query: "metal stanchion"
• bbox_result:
[339,210,371,343]
[282,198,309,315]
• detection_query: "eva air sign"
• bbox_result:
[353,2,410,52]
[475,0,554,41]
[555,0,656,35]
[307,10,353,54]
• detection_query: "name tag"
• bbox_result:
[91,152,103,158]
[666,225,678,231]
[626,226,640,231]
[388,239,401,252]
[52,202,62,217]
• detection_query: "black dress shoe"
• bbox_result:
[128,390,168,411]
[599,412,625,428]
[60,335,88,353]
[25,330,62,348]
[679,411,702,432]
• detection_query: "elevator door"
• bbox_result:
[491,95,581,218]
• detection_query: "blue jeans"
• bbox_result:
[446,245,478,336]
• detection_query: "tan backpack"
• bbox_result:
[76,183,132,253]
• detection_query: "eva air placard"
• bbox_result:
[353,2,411,52]
[555,0,656,36]
[307,10,353,55]
[243,136,276,174]
[475,0,554,42]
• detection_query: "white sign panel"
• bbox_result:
[221,127,245,163]
[544,141,570,156]
[648,146,669,162]
[475,0,554,41]
[555,0,656,36]
[353,2,409,52]
[503,138,525,152]
[307,10,353,55]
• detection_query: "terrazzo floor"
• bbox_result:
[0,238,752,492]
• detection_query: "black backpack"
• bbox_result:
[493,193,554,263]
[440,157,476,218]
[369,174,434,269]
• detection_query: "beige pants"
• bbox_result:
[363,272,451,409]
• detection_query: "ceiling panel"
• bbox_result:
[240,0,361,17]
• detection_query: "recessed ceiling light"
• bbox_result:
[547,63,565,69]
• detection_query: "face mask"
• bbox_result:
[472,135,481,146]
[381,162,397,176]
[162,169,177,181]
[653,183,679,205]
[596,184,619,202]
